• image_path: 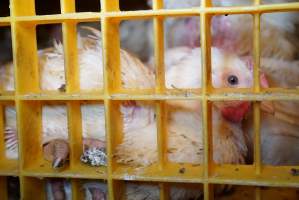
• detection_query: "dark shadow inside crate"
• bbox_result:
[0,0,10,17]
[35,0,61,15]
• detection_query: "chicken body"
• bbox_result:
[2,30,254,198]
[116,46,252,166]
[115,46,253,199]
[146,0,299,60]
[121,0,299,62]
[245,112,299,166]
[245,58,299,166]
[1,27,154,164]
[120,16,200,62]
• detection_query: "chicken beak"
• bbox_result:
[52,157,65,169]
[260,101,274,114]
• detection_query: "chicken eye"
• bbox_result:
[227,75,239,85]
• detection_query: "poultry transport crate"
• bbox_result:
[0,0,299,199]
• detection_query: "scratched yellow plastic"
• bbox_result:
[0,0,298,199]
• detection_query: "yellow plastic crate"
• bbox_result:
[0,0,299,199]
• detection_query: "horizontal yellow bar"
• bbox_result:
[105,9,199,19]
[111,174,299,188]
[0,160,19,176]
[15,13,101,24]
[106,3,299,19]
[110,92,299,101]
[0,96,16,101]
[17,93,106,100]
[209,93,299,101]
[1,92,297,101]
[112,163,203,182]
[208,177,299,188]
[21,168,107,179]
[7,2,299,24]
[110,93,203,100]
[207,2,299,14]
[0,17,11,26]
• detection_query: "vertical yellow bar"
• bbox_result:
[101,0,119,199]
[71,179,83,200]
[201,1,213,200]
[153,0,165,93]
[67,102,83,170]
[204,183,214,200]
[0,177,8,200]
[18,101,42,170]
[153,0,167,171]
[200,9,212,179]
[60,0,76,13]
[253,102,261,175]
[159,183,169,200]
[21,177,45,200]
[61,0,79,93]
[253,0,262,178]
[61,19,80,200]
[10,0,35,16]
[156,101,167,169]
[11,23,39,94]
[104,99,114,198]
[101,0,119,12]
[101,18,121,93]
[253,2,262,199]
[11,0,39,94]
[62,23,79,93]
[153,17,165,93]
[253,14,261,93]
[112,180,125,200]
[255,186,261,200]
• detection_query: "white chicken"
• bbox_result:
[115,46,254,167]
[245,58,299,166]
[2,26,294,198]
[1,27,155,168]
[157,0,299,167]
[121,0,299,62]
[148,0,299,60]
[120,16,201,62]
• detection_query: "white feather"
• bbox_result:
[4,106,18,159]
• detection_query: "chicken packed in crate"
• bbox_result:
[1,0,299,199]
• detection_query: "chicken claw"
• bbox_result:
[43,139,69,169]
[81,138,107,167]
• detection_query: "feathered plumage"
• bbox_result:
[245,58,299,166]
[116,46,252,167]
[1,27,155,169]
[4,106,18,159]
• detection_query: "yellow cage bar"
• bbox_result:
[0,0,298,199]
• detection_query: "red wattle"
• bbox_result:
[221,102,251,123]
